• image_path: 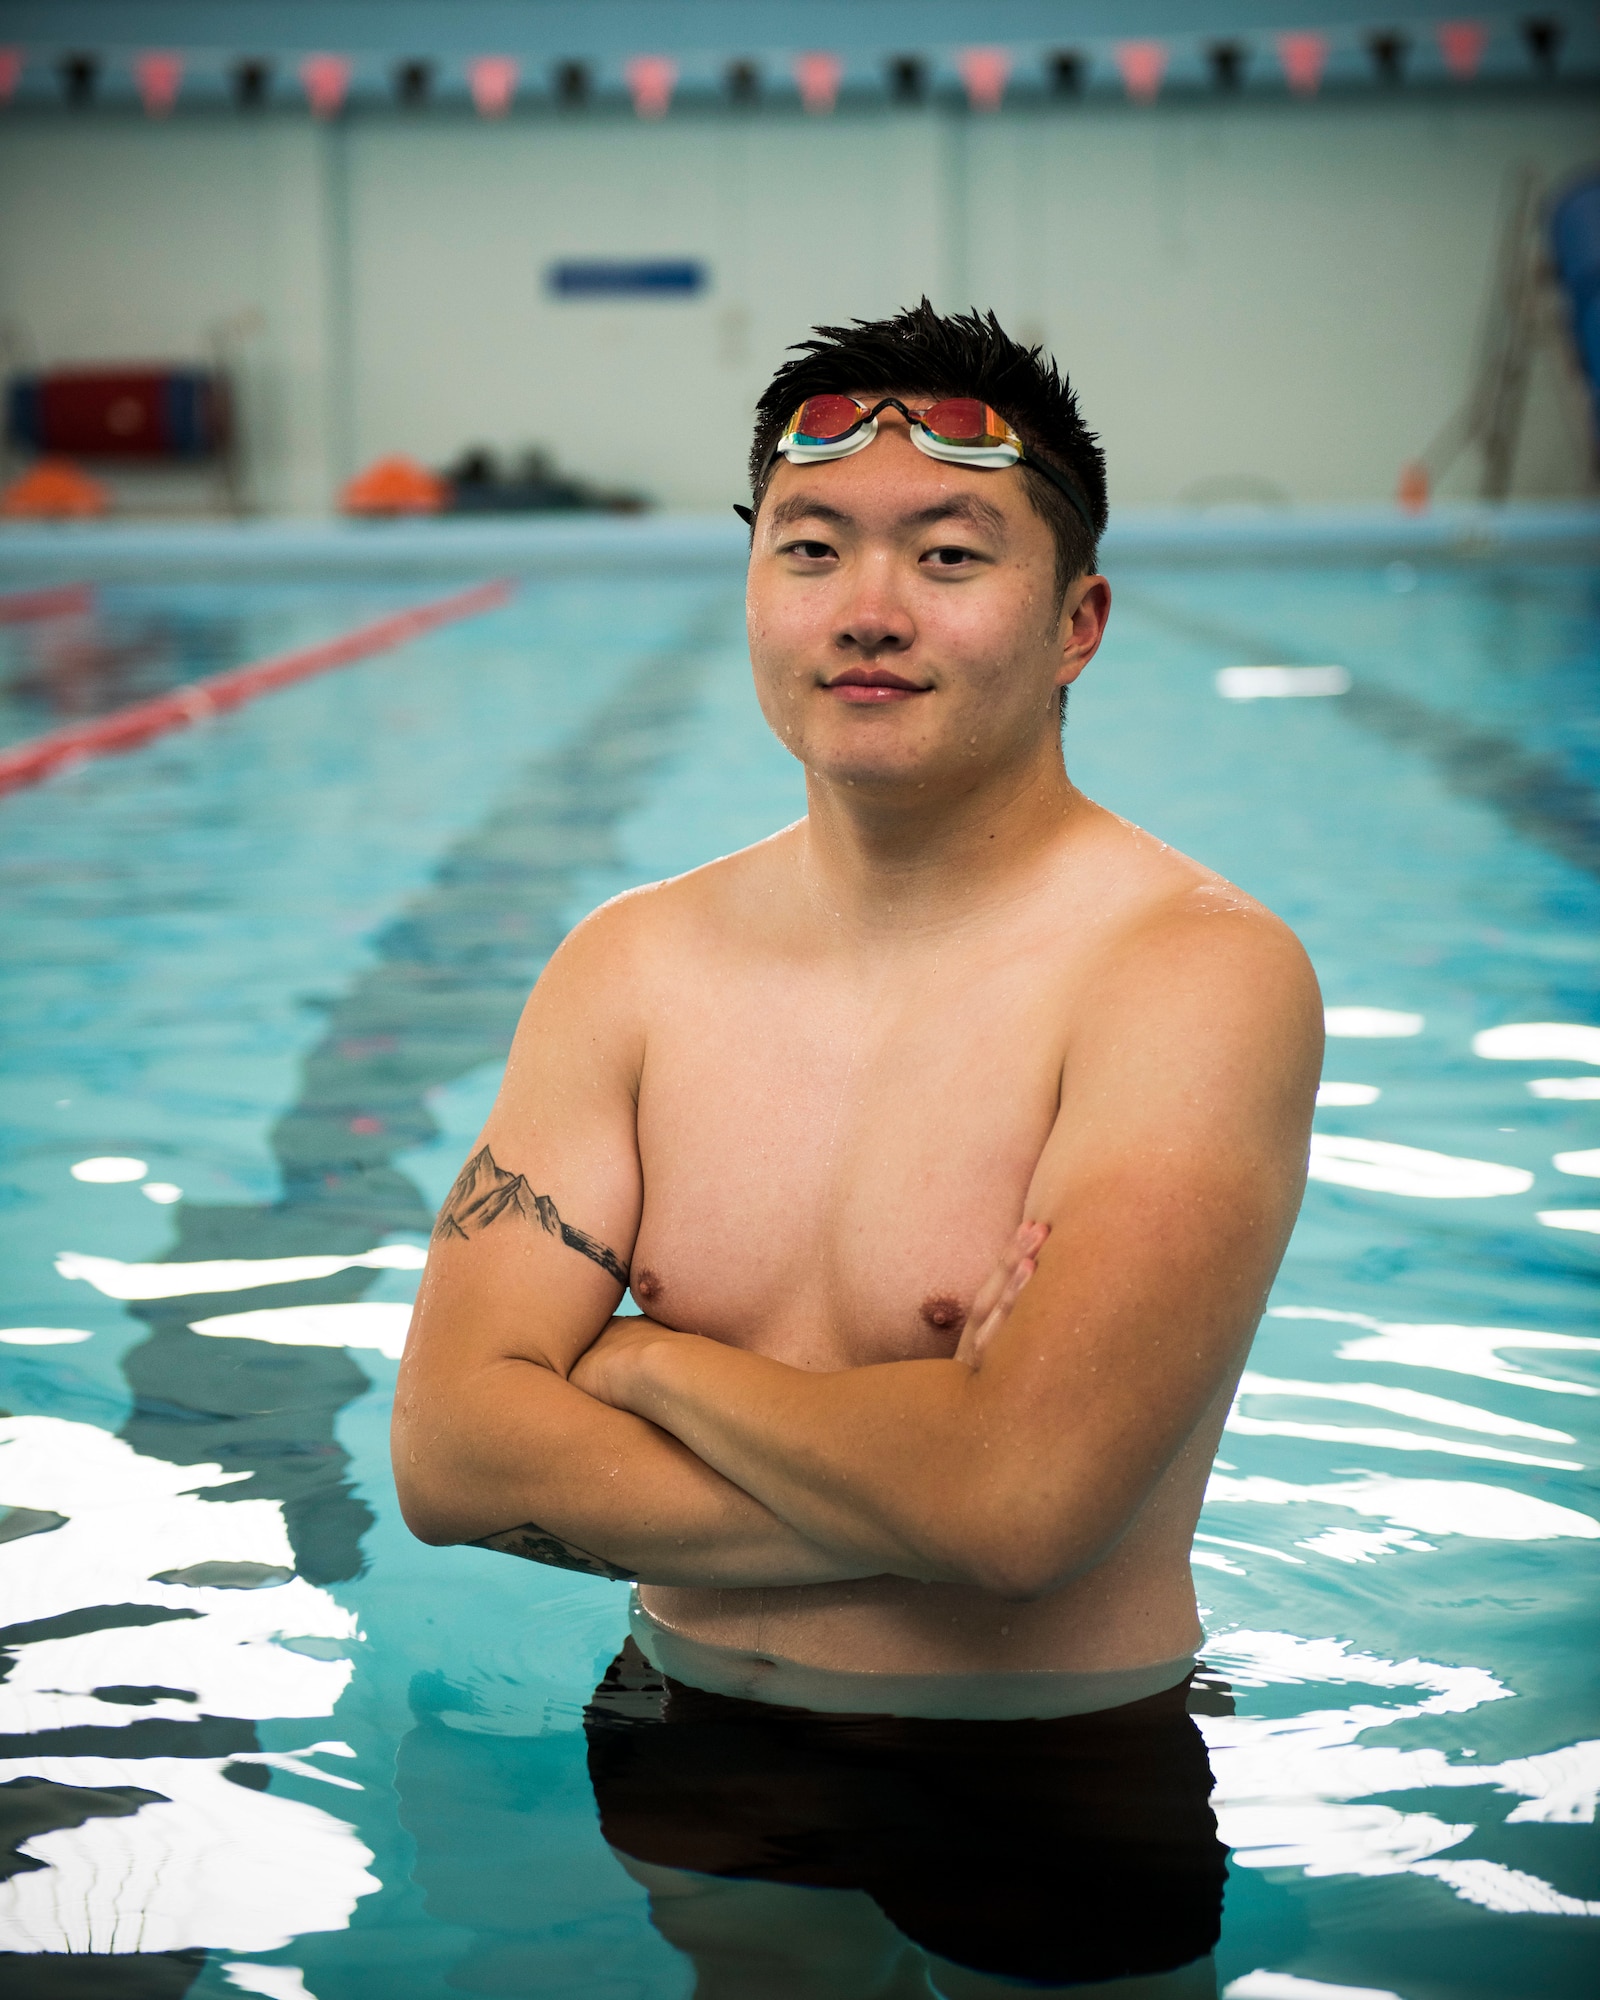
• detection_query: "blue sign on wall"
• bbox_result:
[547,259,707,298]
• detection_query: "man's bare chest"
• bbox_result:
[628,957,1066,1368]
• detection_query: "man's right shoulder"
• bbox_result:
[508,842,791,1090]
[545,826,801,987]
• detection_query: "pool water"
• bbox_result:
[0,555,1596,1999]
[0,581,441,751]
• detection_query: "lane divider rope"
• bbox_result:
[0,576,515,799]
[0,582,94,624]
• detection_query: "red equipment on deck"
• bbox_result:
[4,364,240,513]
[7,366,231,460]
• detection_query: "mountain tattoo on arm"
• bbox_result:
[433,1145,629,1286]
[472,1521,637,1580]
[437,1147,633,1576]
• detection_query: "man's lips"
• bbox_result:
[823,669,929,703]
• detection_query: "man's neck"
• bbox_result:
[796,738,1092,940]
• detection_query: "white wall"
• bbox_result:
[0,94,1594,515]
[0,117,343,513]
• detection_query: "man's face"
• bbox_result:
[745,397,1108,798]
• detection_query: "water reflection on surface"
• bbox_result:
[1307,1135,1533,1199]
[0,1414,377,1958]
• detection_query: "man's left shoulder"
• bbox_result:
[1168,869,1315,973]
[1093,863,1323,1067]
[1075,814,1313,1000]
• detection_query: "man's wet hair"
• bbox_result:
[749,299,1108,598]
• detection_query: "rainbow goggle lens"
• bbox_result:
[762,395,1094,531]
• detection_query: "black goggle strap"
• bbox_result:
[1017,454,1097,537]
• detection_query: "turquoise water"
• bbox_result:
[0,557,1596,1998]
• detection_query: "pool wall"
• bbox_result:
[0,501,1595,586]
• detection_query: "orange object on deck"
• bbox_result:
[1396,460,1430,514]
[0,458,111,518]
[340,454,448,516]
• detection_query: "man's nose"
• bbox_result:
[835,565,914,654]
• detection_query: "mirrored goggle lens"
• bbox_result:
[791,395,866,443]
[918,399,1006,447]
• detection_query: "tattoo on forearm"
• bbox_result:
[433,1145,629,1284]
[472,1521,637,1580]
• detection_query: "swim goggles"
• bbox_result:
[752,394,1095,532]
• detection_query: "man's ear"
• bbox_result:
[733,504,754,526]
[1056,574,1112,692]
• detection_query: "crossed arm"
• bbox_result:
[392,905,893,1588]
[395,1137,878,1587]
[392,896,1321,1594]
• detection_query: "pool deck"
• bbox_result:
[0,500,1596,580]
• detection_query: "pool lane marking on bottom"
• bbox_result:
[1121,586,1600,886]
[0,576,516,799]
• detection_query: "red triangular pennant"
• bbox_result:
[625,55,676,117]
[1277,31,1330,95]
[959,48,1010,112]
[1115,41,1167,103]
[794,52,842,113]
[1438,21,1489,80]
[301,54,351,118]
[135,51,183,115]
[468,57,518,116]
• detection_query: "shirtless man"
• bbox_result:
[394,303,1321,1991]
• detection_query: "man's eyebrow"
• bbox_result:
[901,496,1009,537]
[767,495,854,531]
[766,494,1009,536]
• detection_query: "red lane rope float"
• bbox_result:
[0,576,514,800]
[0,582,94,623]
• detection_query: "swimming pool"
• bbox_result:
[1,537,1596,1998]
